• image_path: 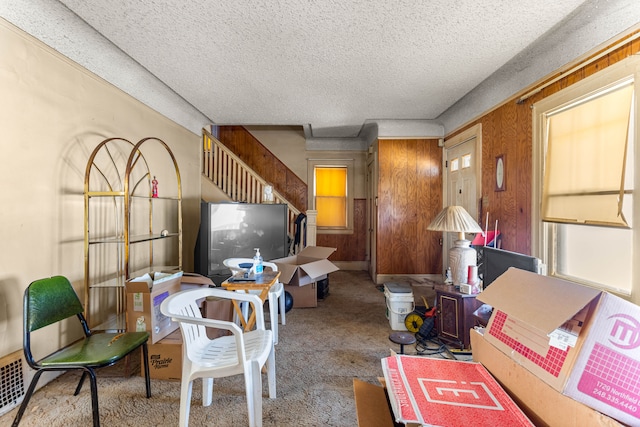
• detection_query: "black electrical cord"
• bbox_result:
[415,336,448,357]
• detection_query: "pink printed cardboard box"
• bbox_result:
[478,268,640,426]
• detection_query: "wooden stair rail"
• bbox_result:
[202,130,316,245]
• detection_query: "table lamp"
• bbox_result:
[427,206,483,286]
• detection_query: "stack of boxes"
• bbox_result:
[124,271,233,381]
[125,271,184,381]
[354,268,637,426]
[473,268,640,426]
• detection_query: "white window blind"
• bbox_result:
[542,81,634,227]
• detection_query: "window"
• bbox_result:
[462,154,472,169]
[451,158,459,172]
[308,159,354,233]
[315,166,347,227]
[542,81,633,226]
[532,57,640,298]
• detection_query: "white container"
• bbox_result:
[384,282,414,331]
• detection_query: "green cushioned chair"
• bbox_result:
[12,276,151,427]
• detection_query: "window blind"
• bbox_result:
[315,167,347,227]
[542,81,634,227]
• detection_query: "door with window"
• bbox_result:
[446,139,478,215]
[443,136,480,262]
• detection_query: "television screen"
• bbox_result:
[195,202,289,280]
[481,246,541,288]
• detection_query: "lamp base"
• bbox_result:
[448,240,477,286]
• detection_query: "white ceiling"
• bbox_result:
[47,1,597,137]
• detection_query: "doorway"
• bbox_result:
[442,124,482,270]
[366,151,377,280]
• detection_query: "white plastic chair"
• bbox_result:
[223,258,286,344]
[160,287,276,427]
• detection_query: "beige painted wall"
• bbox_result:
[245,125,367,199]
[0,21,201,363]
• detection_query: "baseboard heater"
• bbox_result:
[0,350,25,416]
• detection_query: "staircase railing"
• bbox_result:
[202,131,314,244]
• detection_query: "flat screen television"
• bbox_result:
[481,246,542,288]
[194,202,289,282]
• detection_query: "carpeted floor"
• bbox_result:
[4,270,454,427]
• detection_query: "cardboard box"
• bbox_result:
[142,328,182,381]
[180,272,215,290]
[272,246,339,286]
[285,282,317,308]
[471,328,622,427]
[381,355,534,426]
[478,268,600,391]
[478,268,640,426]
[353,379,395,427]
[203,296,234,339]
[125,271,183,343]
[564,292,640,426]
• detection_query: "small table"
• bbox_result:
[389,331,416,354]
[222,271,280,331]
[434,284,481,349]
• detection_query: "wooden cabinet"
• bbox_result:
[435,284,481,350]
[84,137,182,330]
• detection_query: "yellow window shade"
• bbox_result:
[542,81,633,227]
[316,167,347,197]
[315,166,347,227]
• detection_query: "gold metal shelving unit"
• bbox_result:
[84,137,182,329]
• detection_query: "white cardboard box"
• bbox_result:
[477,267,640,426]
[125,271,183,344]
[272,246,339,286]
[564,291,640,426]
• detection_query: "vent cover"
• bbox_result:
[0,350,25,416]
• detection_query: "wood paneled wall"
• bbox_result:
[377,139,443,274]
[316,198,367,261]
[449,33,640,255]
[218,126,307,212]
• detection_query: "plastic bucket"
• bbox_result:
[384,282,414,331]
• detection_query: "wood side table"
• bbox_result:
[434,284,481,350]
[222,271,280,331]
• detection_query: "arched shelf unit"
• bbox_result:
[84,137,182,329]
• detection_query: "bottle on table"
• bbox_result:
[253,247,264,276]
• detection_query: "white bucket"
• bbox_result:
[384,283,414,331]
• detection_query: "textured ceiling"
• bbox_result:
[58,0,589,137]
